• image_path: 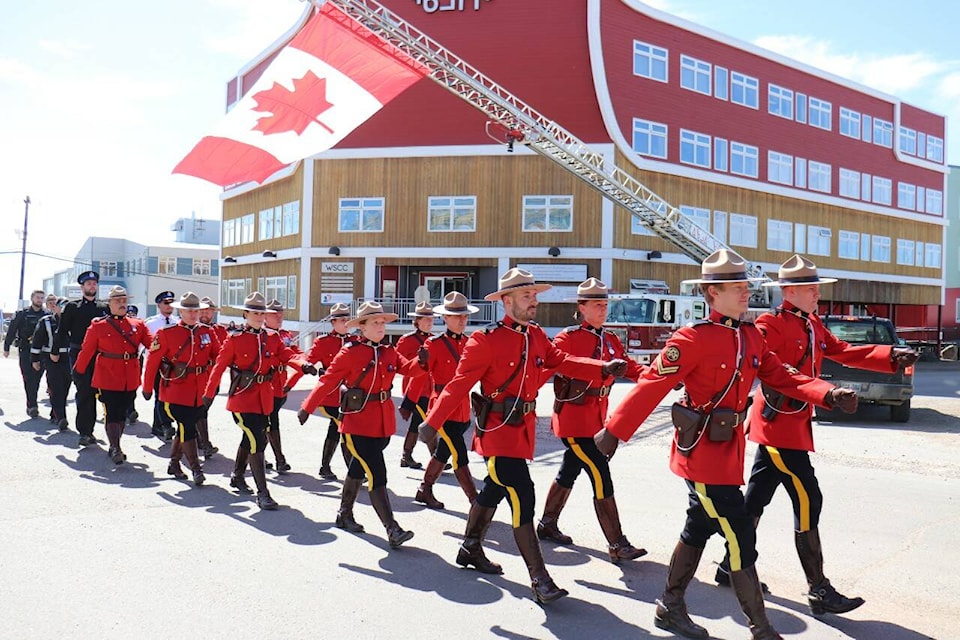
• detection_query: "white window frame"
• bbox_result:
[100,261,117,277]
[861,174,872,203]
[730,71,759,108]
[768,84,794,119]
[807,225,831,257]
[794,157,806,189]
[896,239,915,266]
[714,66,728,100]
[860,233,871,261]
[916,187,925,213]
[871,235,891,263]
[679,205,710,231]
[796,93,807,123]
[729,213,758,248]
[916,241,924,267]
[714,138,728,172]
[808,161,832,193]
[632,118,668,159]
[679,129,711,168]
[839,108,861,139]
[259,208,274,241]
[794,223,806,253]
[767,151,793,185]
[839,168,860,199]
[767,219,793,252]
[158,256,177,275]
[282,201,300,237]
[926,189,943,215]
[633,40,668,82]
[872,176,892,206]
[713,210,727,244]
[897,182,916,210]
[522,195,573,232]
[898,126,917,155]
[428,196,477,232]
[927,136,944,162]
[862,114,873,143]
[680,55,711,95]
[838,230,859,260]
[874,119,893,147]
[223,219,236,248]
[193,258,211,276]
[925,243,941,269]
[338,197,385,232]
[631,201,664,236]
[730,142,758,178]
[808,97,832,130]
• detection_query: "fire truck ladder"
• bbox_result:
[325,0,772,298]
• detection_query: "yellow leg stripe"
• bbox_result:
[162,402,175,421]
[568,437,605,500]
[233,413,257,454]
[487,457,521,528]
[766,446,812,532]
[162,402,185,442]
[415,403,427,421]
[344,434,374,492]
[695,481,743,571]
[319,407,341,428]
[439,428,459,469]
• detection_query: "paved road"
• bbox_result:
[1,355,956,639]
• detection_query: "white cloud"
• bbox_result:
[202,0,307,59]
[37,39,92,60]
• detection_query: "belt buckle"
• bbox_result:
[381,391,389,401]
[123,353,131,360]
[733,411,742,427]
[523,401,535,414]
[599,385,610,397]
[255,374,265,383]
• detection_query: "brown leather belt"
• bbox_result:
[433,384,445,393]
[100,351,137,360]
[490,399,536,415]
[584,384,613,397]
[366,390,390,402]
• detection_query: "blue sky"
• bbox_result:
[0,0,955,309]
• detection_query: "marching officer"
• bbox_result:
[203,292,313,510]
[125,304,141,424]
[538,278,647,563]
[143,292,221,486]
[4,289,47,418]
[711,255,919,616]
[413,292,481,510]
[145,291,178,441]
[297,301,423,549]
[595,250,859,640]
[30,294,71,429]
[395,301,436,469]
[263,298,306,473]
[53,270,108,447]
[74,286,153,464]
[419,268,627,604]
[196,295,227,458]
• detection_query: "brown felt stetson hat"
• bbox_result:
[107,285,130,300]
[681,249,766,285]
[199,296,219,309]
[569,277,609,301]
[267,299,285,313]
[407,300,438,318]
[484,268,552,301]
[233,291,277,313]
[433,291,479,316]
[322,302,351,321]
[761,254,837,287]
[346,301,399,329]
[171,292,209,310]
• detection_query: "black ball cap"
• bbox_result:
[155,291,176,304]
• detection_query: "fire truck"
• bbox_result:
[605,291,706,364]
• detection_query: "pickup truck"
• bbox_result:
[817,315,914,422]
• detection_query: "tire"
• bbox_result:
[890,400,911,423]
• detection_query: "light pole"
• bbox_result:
[18,196,30,304]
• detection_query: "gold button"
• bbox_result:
[721,363,727,369]
[509,362,515,367]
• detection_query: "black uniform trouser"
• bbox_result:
[433,420,471,470]
[267,395,286,433]
[69,348,97,437]
[744,445,823,532]
[555,436,615,499]
[42,358,71,422]
[477,456,536,528]
[680,480,758,572]
[152,370,172,429]
[318,406,342,441]
[233,412,269,454]
[98,390,136,423]
[18,348,43,410]
[343,434,389,490]
[126,355,143,419]
[162,402,199,442]
[401,396,429,435]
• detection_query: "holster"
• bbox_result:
[470,392,492,435]
[340,387,366,412]
[552,376,589,413]
[158,359,174,379]
[671,403,706,457]
[759,384,803,421]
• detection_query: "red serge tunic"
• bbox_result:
[396,329,432,405]
[142,323,221,407]
[287,331,357,406]
[424,330,470,424]
[424,318,606,460]
[748,303,896,452]
[74,315,153,391]
[204,327,306,415]
[550,323,644,438]
[301,340,425,437]
[605,311,836,486]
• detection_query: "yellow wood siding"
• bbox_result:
[222,167,303,254]
[309,257,365,320]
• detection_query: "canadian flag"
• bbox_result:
[174,2,428,187]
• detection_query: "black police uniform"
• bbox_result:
[4,304,47,414]
[31,312,72,426]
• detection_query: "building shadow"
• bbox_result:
[765,594,936,640]
[55,448,162,489]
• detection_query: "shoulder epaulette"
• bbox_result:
[562,325,581,333]
[689,319,712,328]
[482,322,500,334]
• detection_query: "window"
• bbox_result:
[794,157,806,189]
[729,213,757,248]
[767,219,793,251]
[730,72,759,108]
[896,239,915,265]
[714,66,728,100]
[897,183,916,210]
[768,151,793,185]
[287,275,298,310]
[339,197,385,232]
[522,195,573,232]
[223,219,236,248]
[632,201,664,236]
[917,132,926,158]
[839,168,860,199]
[916,242,924,267]
[860,233,870,260]
[282,201,300,236]
[807,225,831,256]
[916,187,925,212]
[796,93,807,123]
[926,189,943,215]
[874,119,893,147]
[428,196,477,231]
[872,176,892,206]
[838,230,859,259]
[263,276,294,309]
[839,108,861,139]
[193,258,211,276]
[808,161,832,193]
[730,142,758,178]
[100,261,117,277]
[259,208,274,240]
[795,223,806,253]
[633,40,668,82]
[679,205,710,231]
[240,213,255,244]
[632,119,668,158]
[898,126,917,155]
[768,84,794,119]
[862,114,872,143]
[158,256,176,275]
[925,243,941,268]
[680,55,711,95]
[861,173,872,203]
[713,210,727,244]
[927,136,944,162]
[808,97,832,130]
[714,138,728,172]
[680,129,711,168]
[222,279,247,307]
[956,299,960,324]
[871,235,891,263]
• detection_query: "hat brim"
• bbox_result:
[408,312,439,318]
[681,276,767,285]
[232,305,278,313]
[346,312,399,329]
[484,283,552,301]
[433,304,479,316]
[171,302,210,310]
[760,277,838,287]
[322,314,351,321]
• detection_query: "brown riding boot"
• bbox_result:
[230,447,253,494]
[454,465,478,504]
[514,522,568,604]
[105,422,125,464]
[654,541,710,639]
[182,438,205,486]
[537,481,573,544]
[716,517,769,593]
[400,430,423,469]
[318,434,340,479]
[336,476,365,533]
[456,503,503,574]
[796,528,864,615]
[415,457,446,509]
[370,485,414,548]
[167,437,187,479]
[730,565,783,640]
[196,418,218,458]
[249,451,279,510]
[594,495,647,563]
[267,429,289,473]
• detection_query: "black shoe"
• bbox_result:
[257,493,279,510]
[57,418,69,431]
[78,434,95,447]
[127,410,139,424]
[27,407,40,418]
[163,425,176,441]
[151,425,167,441]
[318,466,338,480]
[809,581,865,615]
[230,475,254,494]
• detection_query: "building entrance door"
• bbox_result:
[423,273,469,302]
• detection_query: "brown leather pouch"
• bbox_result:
[340,387,366,412]
[470,392,492,434]
[707,408,738,442]
[671,403,705,456]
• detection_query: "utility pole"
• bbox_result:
[18,195,30,304]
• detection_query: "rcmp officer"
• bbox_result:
[4,289,47,417]
[395,300,437,470]
[74,286,153,464]
[297,302,423,549]
[413,292,481,510]
[145,291,178,441]
[538,278,647,563]
[143,292,221,486]
[711,255,919,616]
[596,250,859,640]
[419,268,626,604]
[53,270,108,446]
[195,296,226,458]
[263,298,309,473]
[30,294,71,429]
[124,304,140,424]
[203,292,312,511]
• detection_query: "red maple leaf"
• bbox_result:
[251,70,335,136]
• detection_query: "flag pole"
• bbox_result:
[18,195,30,304]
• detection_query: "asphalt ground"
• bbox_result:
[1,354,957,639]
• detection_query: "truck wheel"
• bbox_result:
[890,400,911,423]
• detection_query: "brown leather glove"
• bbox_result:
[601,359,628,378]
[419,422,438,448]
[301,363,319,376]
[417,346,429,369]
[825,388,858,414]
[891,347,919,368]
[594,428,620,459]
[297,408,310,425]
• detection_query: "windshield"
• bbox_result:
[608,298,657,323]
[823,318,896,345]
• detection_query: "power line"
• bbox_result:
[0,250,223,287]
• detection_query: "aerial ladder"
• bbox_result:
[321,0,773,304]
